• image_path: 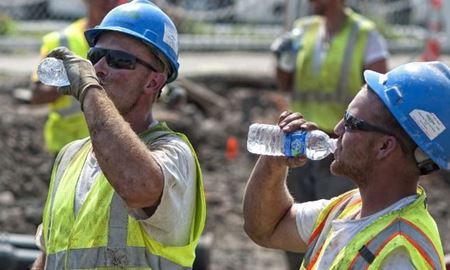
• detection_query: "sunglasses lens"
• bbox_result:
[344,112,358,131]
[87,48,106,65]
[107,50,136,70]
[88,48,137,70]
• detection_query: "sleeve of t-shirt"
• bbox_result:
[127,135,197,246]
[293,199,330,243]
[35,223,45,251]
[363,30,390,66]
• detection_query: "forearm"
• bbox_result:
[276,68,294,93]
[82,89,163,209]
[30,82,61,104]
[31,252,45,270]
[243,156,293,245]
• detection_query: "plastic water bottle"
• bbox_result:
[37,57,70,87]
[247,123,337,160]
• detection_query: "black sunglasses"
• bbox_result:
[344,111,408,152]
[87,47,159,72]
[344,111,394,135]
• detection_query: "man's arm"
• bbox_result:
[82,88,165,211]
[276,68,294,93]
[30,82,61,104]
[48,47,165,212]
[243,156,307,252]
[363,30,389,74]
[243,111,312,252]
[31,252,45,270]
[364,58,388,74]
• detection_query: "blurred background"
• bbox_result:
[0,0,449,269]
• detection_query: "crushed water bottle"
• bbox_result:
[37,57,70,87]
[247,123,337,160]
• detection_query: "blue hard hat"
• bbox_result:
[85,0,179,83]
[364,61,450,170]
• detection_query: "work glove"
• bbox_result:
[270,32,293,57]
[47,46,102,110]
[271,29,303,72]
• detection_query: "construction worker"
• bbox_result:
[271,1,389,267]
[243,61,449,269]
[30,0,126,155]
[31,0,206,268]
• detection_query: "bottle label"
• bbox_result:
[284,131,306,157]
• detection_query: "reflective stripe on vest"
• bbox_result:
[53,97,81,117]
[349,218,442,269]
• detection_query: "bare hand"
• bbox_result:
[273,111,319,168]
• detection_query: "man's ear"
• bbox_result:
[144,72,167,95]
[375,136,397,159]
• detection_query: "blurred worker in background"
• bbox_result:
[31,0,206,268]
[30,0,126,155]
[270,0,389,267]
[244,61,449,269]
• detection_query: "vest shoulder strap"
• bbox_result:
[52,138,90,195]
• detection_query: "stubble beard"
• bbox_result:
[331,153,372,188]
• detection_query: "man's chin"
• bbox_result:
[330,160,345,177]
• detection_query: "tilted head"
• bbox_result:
[364,61,450,174]
[84,0,179,83]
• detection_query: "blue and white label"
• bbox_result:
[410,109,446,140]
[284,131,307,157]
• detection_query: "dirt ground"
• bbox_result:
[0,69,449,270]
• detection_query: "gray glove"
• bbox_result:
[270,33,293,57]
[48,46,102,109]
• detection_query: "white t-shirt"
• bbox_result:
[293,194,417,269]
[38,121,197,248]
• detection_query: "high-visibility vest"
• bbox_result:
[34,18,90,154]
[42,122,206,269]
[300,187,445,270]
[291,9,374,132]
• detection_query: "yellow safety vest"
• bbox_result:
[292,9,375,132]
[42,122,206,269]
[300,187,445,270]
[33,18,90,154]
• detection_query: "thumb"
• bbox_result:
[47,46,73,60]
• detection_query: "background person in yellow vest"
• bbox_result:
[243,61,449,269]
[31,1,206,269]
[271,0,389,268]
[30,0,125,155]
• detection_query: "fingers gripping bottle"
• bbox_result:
[37,57,70,87]
[247,123,337,160]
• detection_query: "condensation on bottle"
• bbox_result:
[247,123,337,160]
[37,57,70,87]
